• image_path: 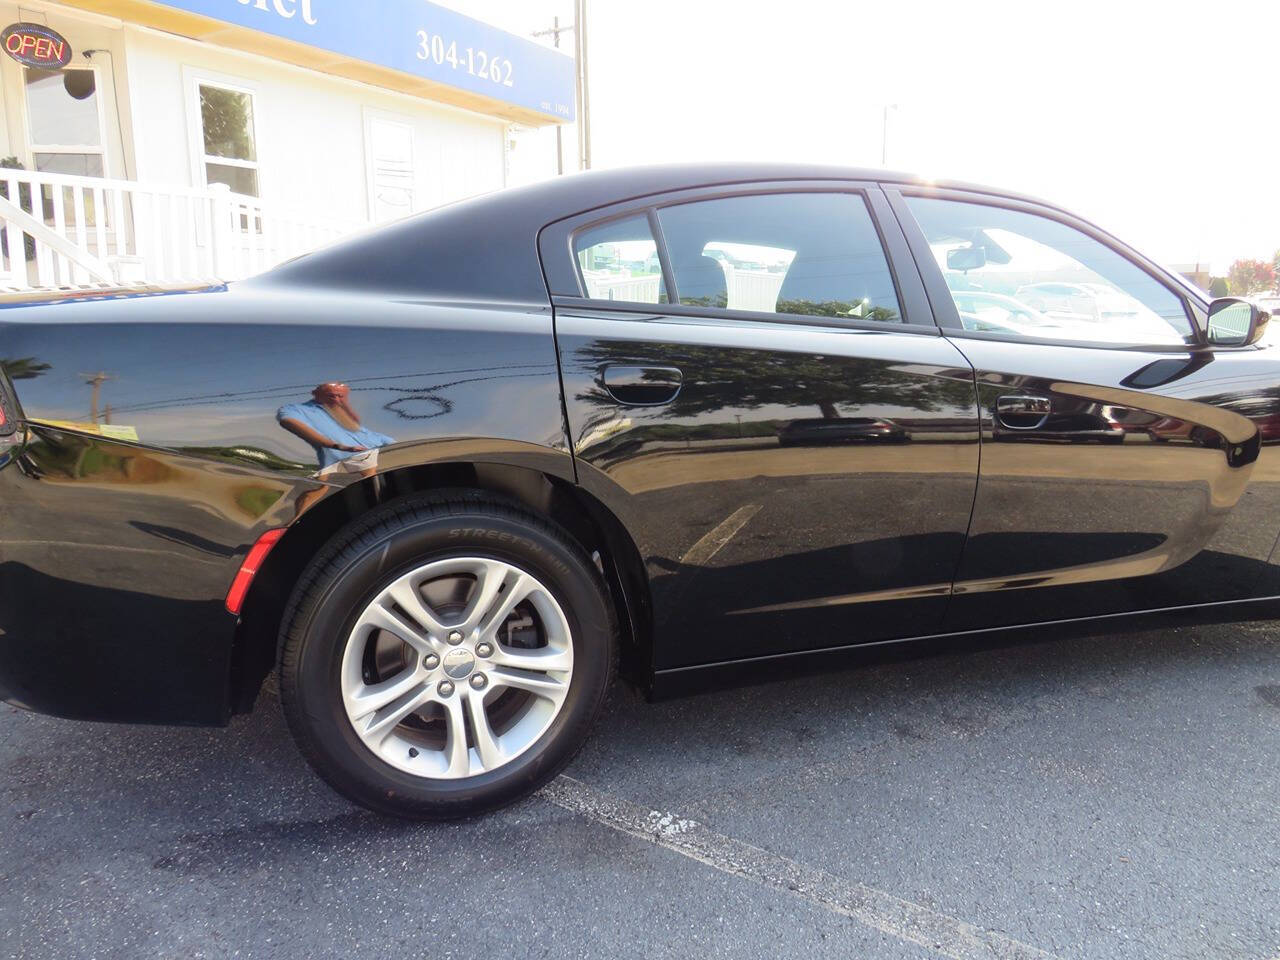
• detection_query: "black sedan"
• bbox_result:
[0,164,1275,819]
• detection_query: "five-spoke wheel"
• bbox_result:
[279,494,615,819]
[341,557,575,779]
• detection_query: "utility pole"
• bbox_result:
[532,15,572,175]
[575,0,591,170]
[79,371,115,423]
[534,3,591,173]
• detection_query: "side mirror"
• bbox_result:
[1207,297,1269,346]
[946,245,986,272]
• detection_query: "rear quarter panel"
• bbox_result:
[0,284,568,723]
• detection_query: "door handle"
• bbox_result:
[995,394,1051,429]
[600,365,683,406]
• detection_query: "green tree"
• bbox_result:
[199,88,256,162]
[1227,258,1276,296]
[1209,276,1230,298]
[1,357,50,380]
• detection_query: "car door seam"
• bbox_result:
[938,334,983,617]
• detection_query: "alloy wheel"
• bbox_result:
[339,556,574,779]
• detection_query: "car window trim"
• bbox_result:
[568,207,670,305]
[549,295,943,336]
[647,207,678,307]
[540,180,939,334]
[881,184,1207,351]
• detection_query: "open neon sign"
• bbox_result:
[2,23,73,69]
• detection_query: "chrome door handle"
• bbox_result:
[600,365,683,406]
[996,394,1051,429]
[997,395,1051,416]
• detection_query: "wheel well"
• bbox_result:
[227,462,652,714]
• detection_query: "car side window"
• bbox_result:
[904,196,1194,345]
[573,215,667,304]
[655,193,903,323]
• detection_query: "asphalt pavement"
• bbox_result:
[3,618,1280,960]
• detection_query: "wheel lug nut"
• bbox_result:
[447,630,464,645]
[476,642,493,658]
[469,673,487,690]
[437,680,455,697]
[423,654,440,670]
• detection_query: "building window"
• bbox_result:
[198,83,259,197]
[25,67,105,177]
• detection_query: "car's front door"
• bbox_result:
[541,184,981,675]
[887,188,1280,632]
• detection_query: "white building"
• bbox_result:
[0,0,574,289]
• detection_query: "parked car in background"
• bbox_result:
[950,290,1060,335]
[1011,280,1190,343]
[1253,294,1280,317]
[0,163,1276,820]
[778,417,910,446]
[1014,281,1103,322]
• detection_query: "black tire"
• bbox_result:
[278,491,616,819]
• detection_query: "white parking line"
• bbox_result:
[679,503,763,566]
[541,776,1059,960]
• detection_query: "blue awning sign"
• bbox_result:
[152,0,576,122]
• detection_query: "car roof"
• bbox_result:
[258,163,1062,304]
[447,162,1055,217]
[257,163,1205,310]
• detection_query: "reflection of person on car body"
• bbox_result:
[279,383,394,516]
[278,382,394,473]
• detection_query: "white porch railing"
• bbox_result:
[721,264,785,312]
[580,263,787,311]
[581,270,662,303]
[0,169,365,291]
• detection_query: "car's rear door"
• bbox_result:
[541,182,980,675]
[886,186,1280,631]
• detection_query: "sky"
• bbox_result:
[446,0,1279,274]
